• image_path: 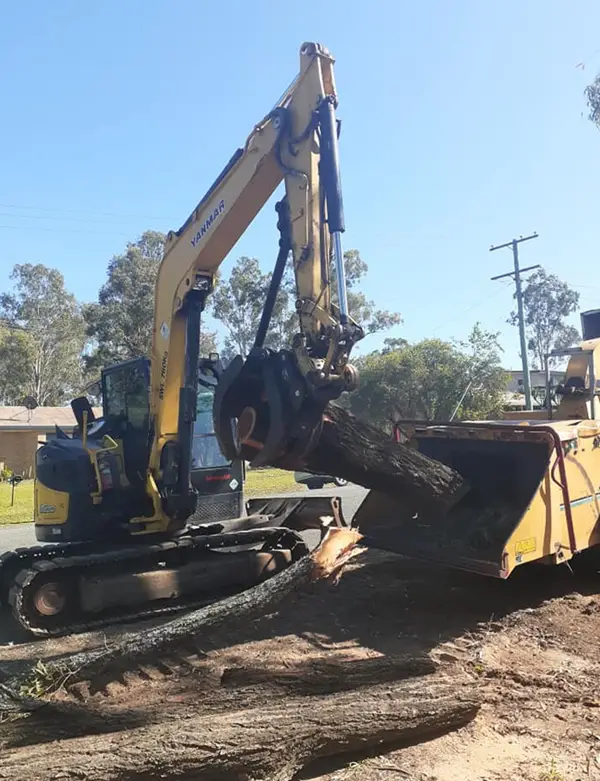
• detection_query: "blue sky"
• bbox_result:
[1,0,599,368]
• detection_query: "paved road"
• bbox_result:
[0,485,368,553]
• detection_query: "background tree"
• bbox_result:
[348,325,507,430]
[211,257,293,362]
[0,264,86,405]
[456,324,508,419]
[585,73,600,127]
[329,250,402,334]
[0,323,32,405]
[212,249,401,361]
[509,268,579,369]
[85,230,217,374]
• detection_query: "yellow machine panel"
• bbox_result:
[35,484,69,525]
[354,324,600,579]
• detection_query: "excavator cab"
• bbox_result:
[34,355,244,543]
[34,357,154,542]
[101,357,152,493]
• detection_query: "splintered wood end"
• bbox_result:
[310,527,365,584]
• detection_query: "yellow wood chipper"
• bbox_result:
[354,309,600,579]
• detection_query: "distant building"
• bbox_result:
[505,369,564,394]
[503,369,565,411]
[0,406,101,478]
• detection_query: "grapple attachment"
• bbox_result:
[213,347,341,470]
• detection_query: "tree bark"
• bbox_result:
[301,404,468,516]
[4,528,364,703]
[219,653,436,694]
[0,677,481,781]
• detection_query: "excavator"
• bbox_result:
[0,41,361,637]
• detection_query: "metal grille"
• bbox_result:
[190,492,243,524]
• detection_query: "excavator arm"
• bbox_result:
[149,42,363,523]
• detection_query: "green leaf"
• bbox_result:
[0,264,86,405]
[84,230,217,373]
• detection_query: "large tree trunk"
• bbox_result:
[302,404,467,516]
[0,676,481,781]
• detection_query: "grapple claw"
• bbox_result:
[213,347,328,469]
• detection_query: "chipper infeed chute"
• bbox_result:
[352,421,577,578]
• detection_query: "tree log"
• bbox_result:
[301,404,468,516]
[0,676,481,781]
[219,653,436,694]
[0,683,44,714]
[3,528,364,703]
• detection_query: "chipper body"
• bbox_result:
[354,310,600,579]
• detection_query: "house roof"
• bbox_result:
[0,406,103,432]
[506,369,565,377]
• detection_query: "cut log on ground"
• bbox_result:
[302,404,468,516]
[0,683,45,714]
[0,676,481,781]
[3,527,364,703]
[219,653,436,694]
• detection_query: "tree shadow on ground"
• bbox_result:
[199,548,600,662]
[1,545,597,753]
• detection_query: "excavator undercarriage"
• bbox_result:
[1,496,346,637]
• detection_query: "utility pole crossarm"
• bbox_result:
[489,232,538,253]
[490,232,539,412]
[490,264,540,282]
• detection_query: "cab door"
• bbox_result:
[191,379,244,522]
[101,357,151,491]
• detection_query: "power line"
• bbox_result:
[490,232,539,411]
[0,202,177,222]
[429,279,513,336]
[0,223,132,237]
[0,210,164,227]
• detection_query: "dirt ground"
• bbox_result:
[2,548,600,780]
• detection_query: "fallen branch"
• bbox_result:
[0,676,481,781]
[0,683,45,715]
[5,527,363,702]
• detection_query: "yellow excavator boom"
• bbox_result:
[140,42,362,526]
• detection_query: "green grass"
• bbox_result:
[0,469,303,526]
[0,479,34,525]
[538,760,563,781]
[244,467,304,497]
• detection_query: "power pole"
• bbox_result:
[490,233,540,411]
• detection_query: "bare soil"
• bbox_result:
[2,548,600,780]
